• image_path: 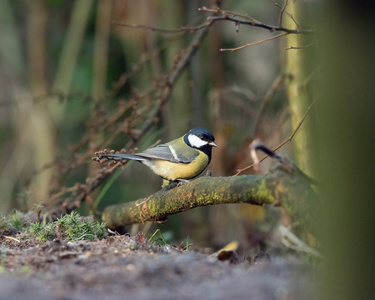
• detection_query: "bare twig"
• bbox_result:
[112,20,212,34]
[199,7,261,23]
[284,43,314,50]
[113,6,311,40]
[208,15,308,34]
[220,33,289,53]
[278,0,288,27]
[270,0,301,29]
[289,96,318,141]
[235,97,318,176]
[199,7,311,34]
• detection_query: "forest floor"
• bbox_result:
[0,230,315,300]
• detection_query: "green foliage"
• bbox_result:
[27,211,107,242]
[0,214,8,231]
[29,222,56,243]
[148,229,168,246]
[10,211,25,231]
[0,211,26,233]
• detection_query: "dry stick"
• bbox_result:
[199,7,261,24]
[235,97,318,176]
[270,0,301,29]
[220,33,289,53]
[278,0,288,27]
[208,15,307,34]
[112,20,211,34]
[199,6,311,34]
[113,7,312,38]
[284,43,314,50]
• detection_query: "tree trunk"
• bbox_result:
[314,1,375,299]
[283,2,315,176]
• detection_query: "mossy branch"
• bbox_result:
[102,166,317,230]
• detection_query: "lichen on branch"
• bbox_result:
[102,165,317,231]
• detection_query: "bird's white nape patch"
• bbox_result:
[188,134,208,148]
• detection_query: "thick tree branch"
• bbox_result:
[102,165,317,231]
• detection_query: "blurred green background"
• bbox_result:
[0,0,314,254]
[2,1,375,299]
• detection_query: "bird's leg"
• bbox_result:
[161,180,179,190]
[176,178,190,187]
[162,179,170,188]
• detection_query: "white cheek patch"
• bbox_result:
[188,134,208,148]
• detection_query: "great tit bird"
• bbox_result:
[97,127,217,182]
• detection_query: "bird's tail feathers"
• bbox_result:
[99,153,145,162]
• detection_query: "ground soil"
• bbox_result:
[0,233,314,300]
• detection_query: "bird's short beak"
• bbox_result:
[209,141,218,147]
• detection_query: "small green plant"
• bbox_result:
[148,229,168,245]
[37,223,56,242]
[0,211,27,234]
[29,222,43,235]
[56,211,107,240]
[0,214,9,231]
[26,211,107,242]
[10,211,25,231]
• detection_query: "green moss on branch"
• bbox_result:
[102,166,317,230]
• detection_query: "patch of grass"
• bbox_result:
[33,223,57,242]
[148,229,168,245]
[0,215,9,231]
[10,211,25,231]
[1,210,107,243]
[26,211,107,242]
[0,211,26,234]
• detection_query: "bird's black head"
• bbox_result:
[184,127,217,161]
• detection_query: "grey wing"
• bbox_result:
[140,144,197,164]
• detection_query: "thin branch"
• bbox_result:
[208,15,308,34]
[199,7,311,34]
[199,7,261,24]
[125,23,210,149]
[220,33,289,53]
[270,0,301,29]
[112,20,211,34]
[278,0,288,27]
[113,6,312,39]
[289,96,318,141]
[235,97,318,176]
[284,43,314,50]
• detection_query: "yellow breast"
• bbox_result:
[152,151,209,181]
